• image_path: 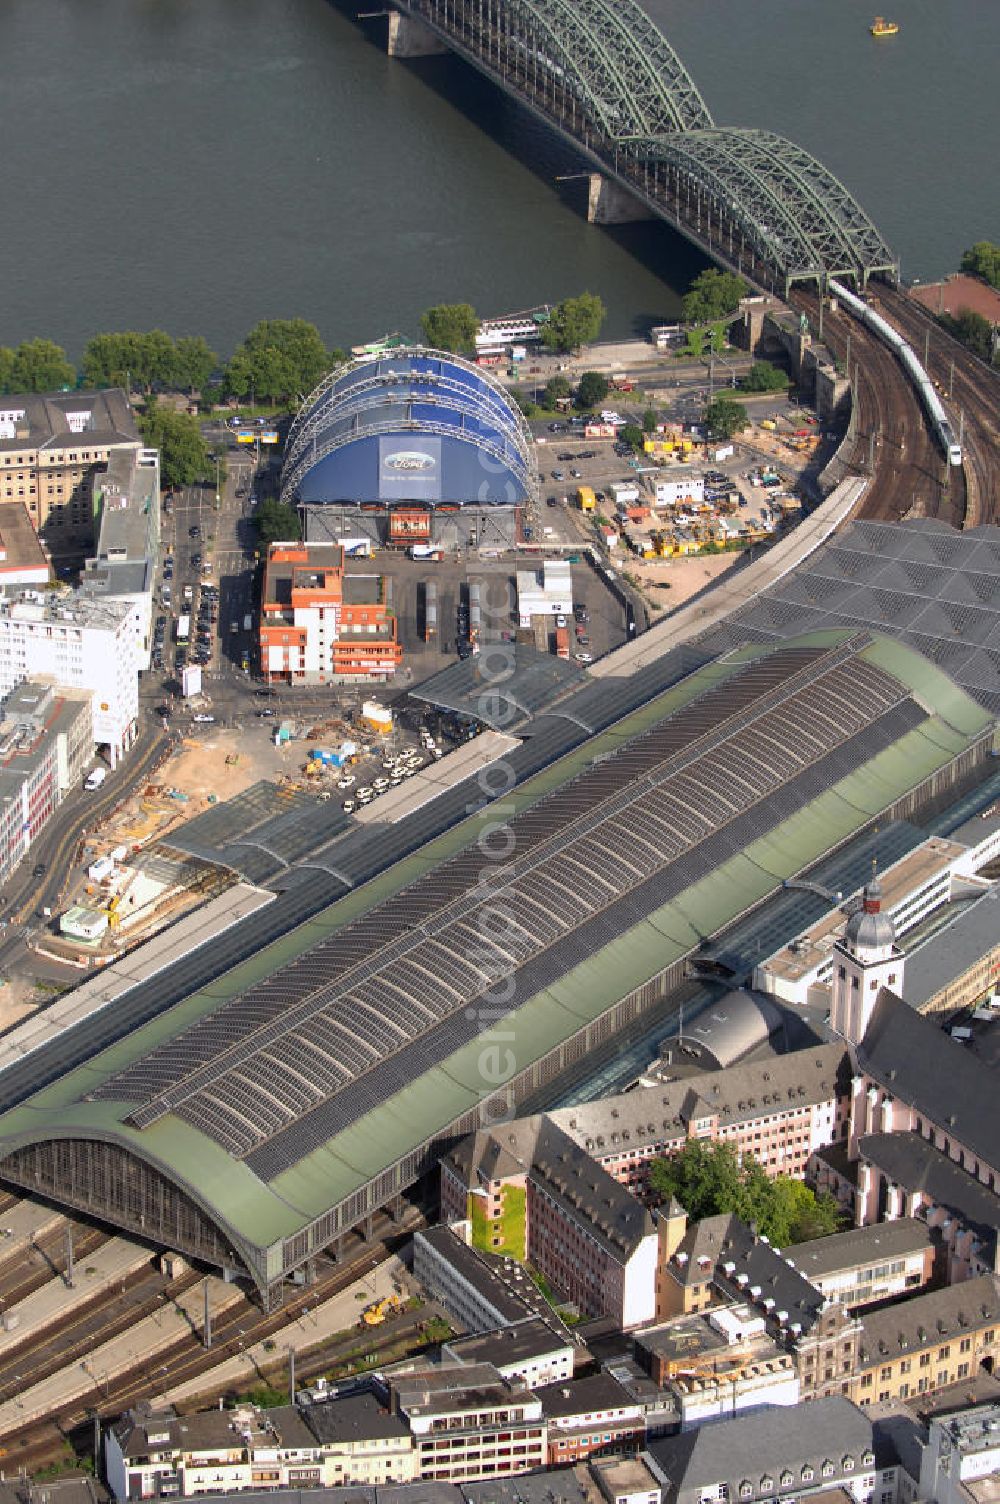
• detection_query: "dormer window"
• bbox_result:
[739,1484,752,1499]
[760,1477,773,1493]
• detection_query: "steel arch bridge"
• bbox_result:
[395,0,898,289]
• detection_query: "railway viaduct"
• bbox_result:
[380,0,998,524]
[382,0,898,296]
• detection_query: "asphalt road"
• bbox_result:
[2,722,169,931]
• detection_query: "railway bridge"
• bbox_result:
[386,0,899,295]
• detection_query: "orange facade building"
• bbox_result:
[259,541,402,684]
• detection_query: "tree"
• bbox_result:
[575,370,610,409]
[543,374,571,408]
[174,335,218,394]
[542,292,606,354]
[620,423,644,452]
[648,1140,841,1245]
[641,408,659,433]
[10,338,75,393]
[704,395,748,440]
[0,347,15,393]
[420,303,478,355]
[225,319,335,406]
[509,387,539,418]
[137,408,210,489]
[741,360,789,393]
[82,330,176,393]
[256,497,301,547]
[940,309,994,364]
[960,241,1000,290]
[683,326,707,359]
[682,268,747,325]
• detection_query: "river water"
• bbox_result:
[0,0,995,360]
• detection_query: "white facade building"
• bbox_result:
[516,558,573,626]
[0,590,138,765]
[654,476,705,507]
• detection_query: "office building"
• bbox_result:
[259,541,402,683]
[0,588,138,764]
[0,680,93,882]
[0,388,142,554]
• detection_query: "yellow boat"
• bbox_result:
[871,16,899,36]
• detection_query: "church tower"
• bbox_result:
[830,871,904,1044]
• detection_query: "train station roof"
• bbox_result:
[0,630,991,1296]
[702,520,1000,716]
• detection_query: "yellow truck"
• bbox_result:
[577,486,596,512]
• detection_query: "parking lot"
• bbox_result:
[355,552,630,679]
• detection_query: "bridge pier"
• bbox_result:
[386,10,448,57]
[586,174,653,226]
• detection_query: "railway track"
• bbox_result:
[0,1222,108,1307]
[0,1264,196,1406]
[874,287,1000,526]
[0,1210,422,1473]
[791,288,962,527]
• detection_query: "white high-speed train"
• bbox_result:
[829,279,963,467]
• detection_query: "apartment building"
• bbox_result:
[0,588,138,763]
[299,1393,418,1487]
[106,1394,418,1499]
[783,1220,934,1310]
[259,541,402,683]
[851,1274,1000,1406]
[536,1373,645,1465]
[0,389,142,554]
[442,1116,659,1328]
[0,680,92,882]
[547,1043,848,1196]
[634,1305,799,1429]
[391,1365,546,1484]
[83,447,161,670]
[645,1396,896,1504]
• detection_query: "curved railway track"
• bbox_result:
[874,287,1000,526]
[791,289,964,527]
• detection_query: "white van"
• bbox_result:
[84,767,107,792]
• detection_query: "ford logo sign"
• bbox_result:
[384,451,435,473]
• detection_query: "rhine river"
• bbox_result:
[0,0,996,361]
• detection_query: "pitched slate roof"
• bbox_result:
[857,991,1000,1172]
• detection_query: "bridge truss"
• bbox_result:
[397,0,898,289]
[617,129,899,291]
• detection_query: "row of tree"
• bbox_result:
[0,319,345,408]
[649,1139,842,1246]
